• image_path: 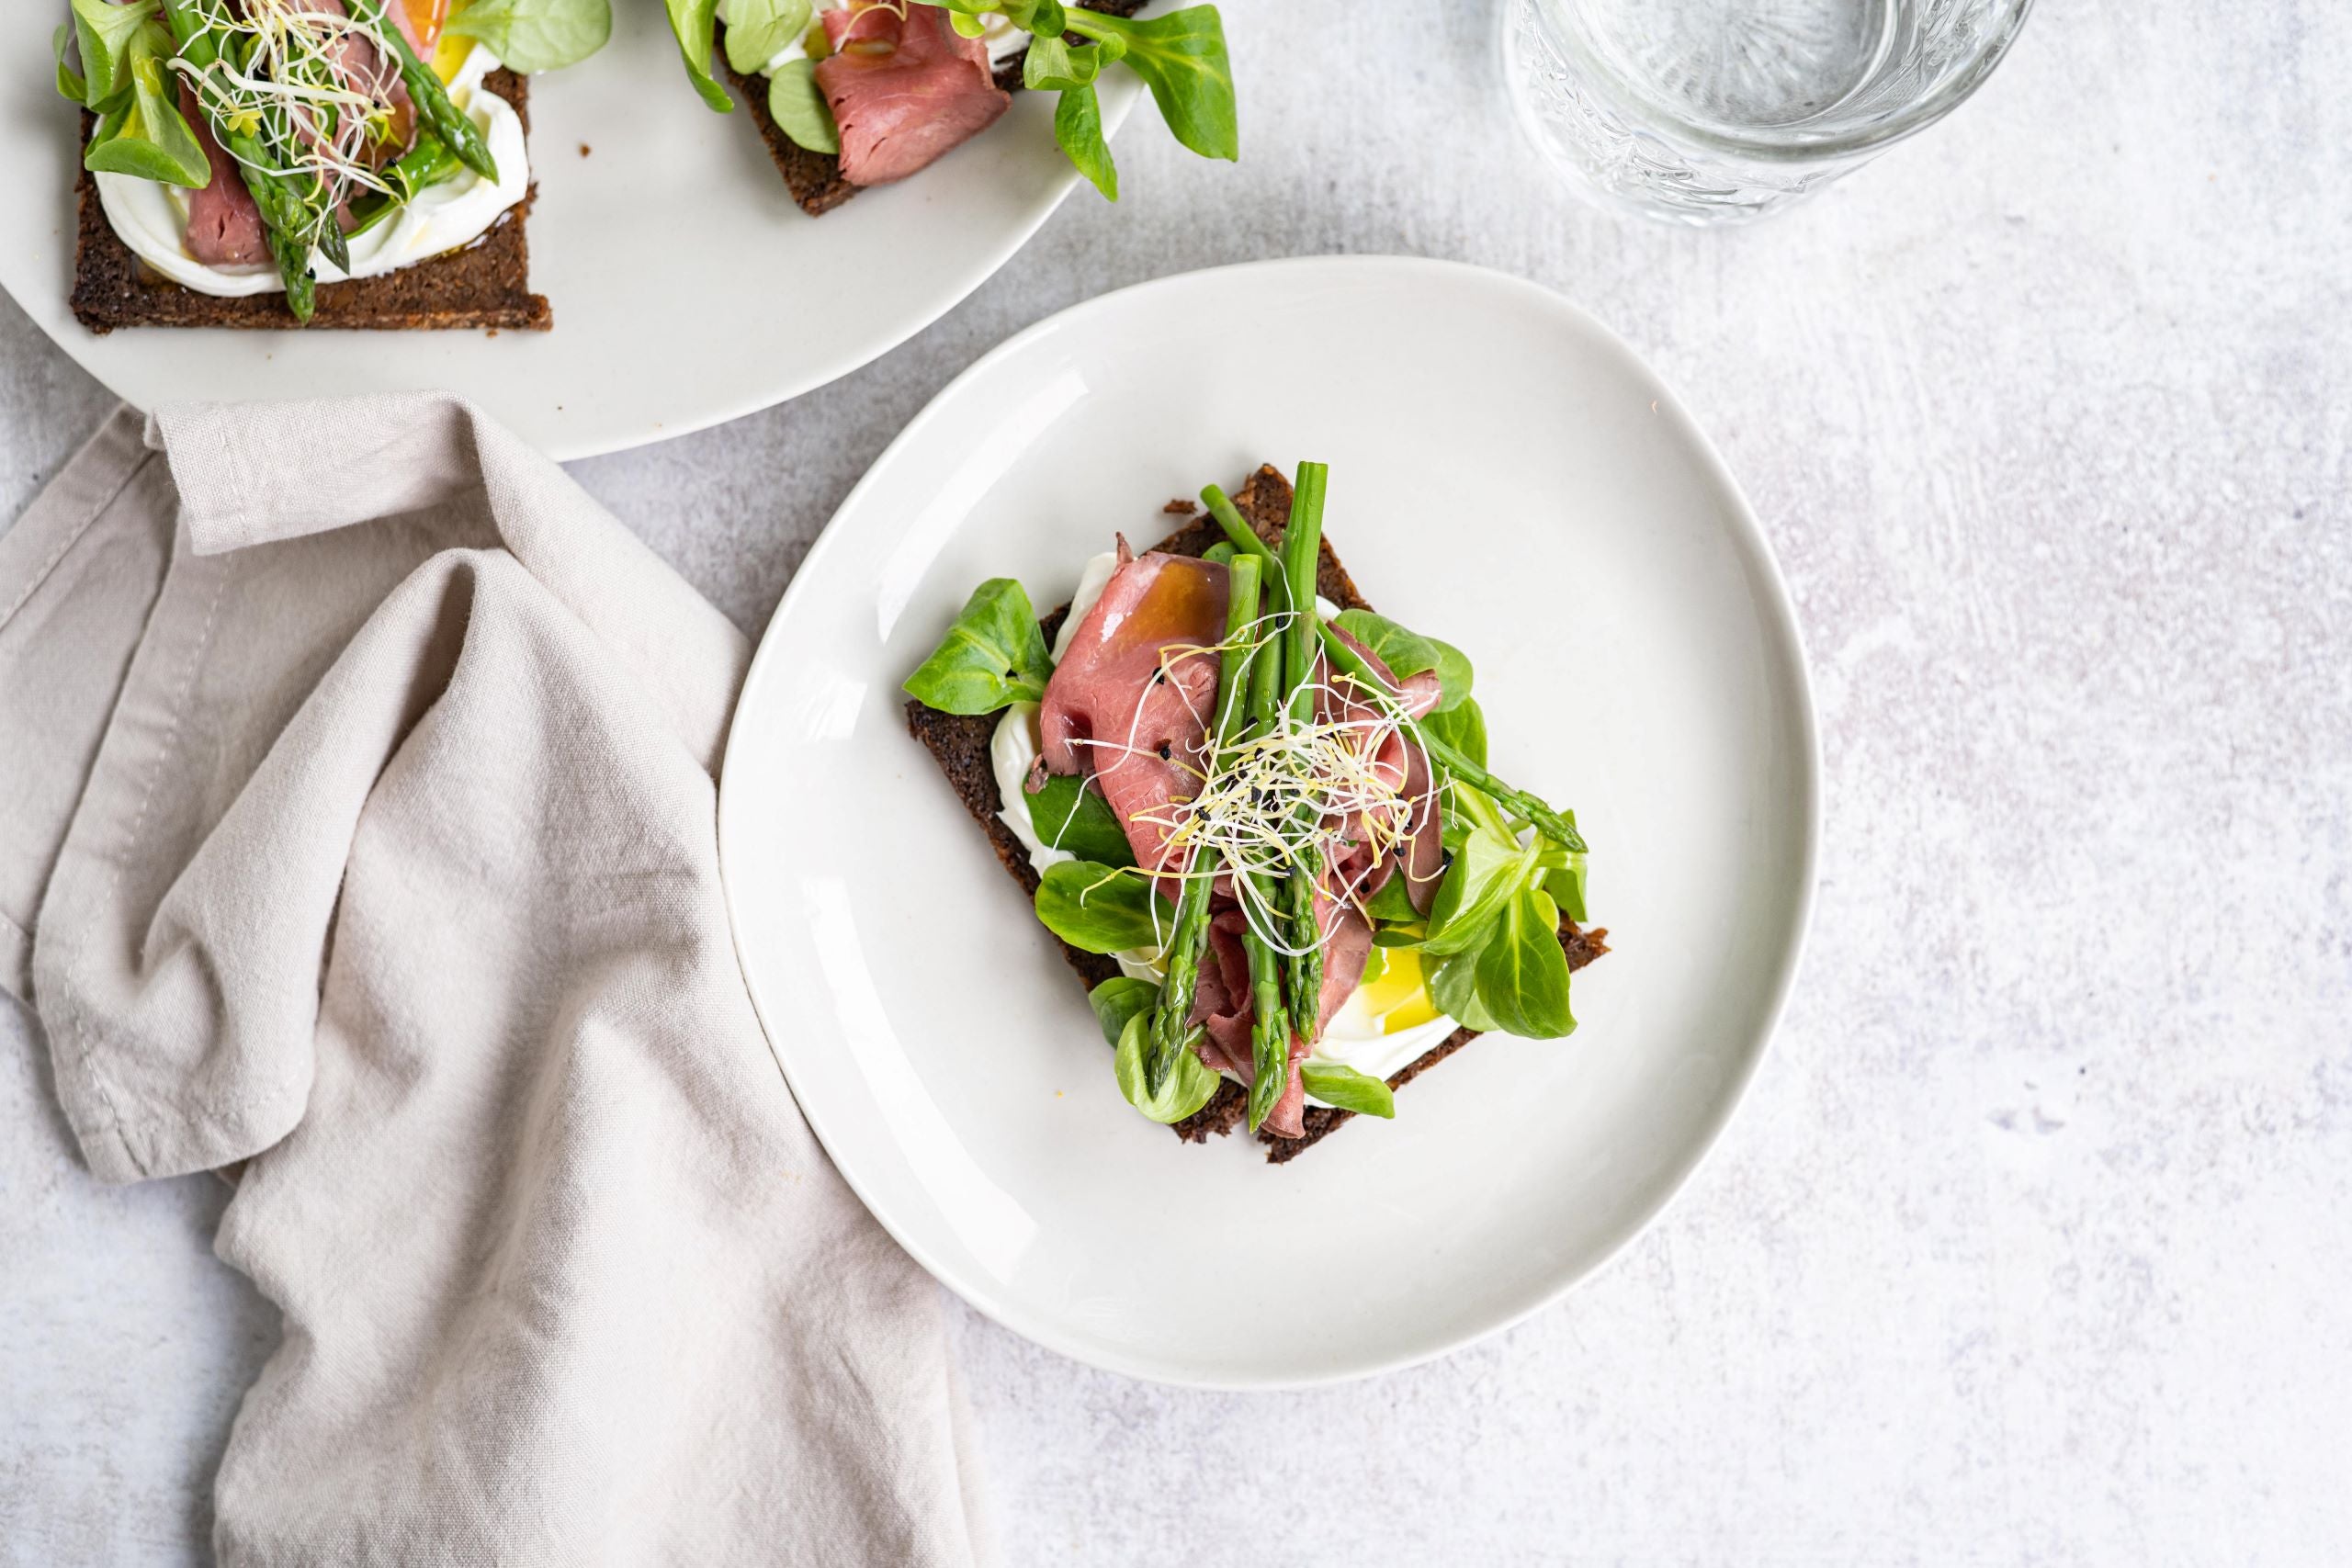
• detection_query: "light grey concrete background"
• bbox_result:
[6,1,2349,1562]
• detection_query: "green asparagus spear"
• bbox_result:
[316,218,352,275]
[264,224,317,323]
[346,0,499,183]
[1235,617,1290,1129]
[1143,554,1264,1097]
[1276,464,1329,1043]
[1280,463,1327,724]
[348,128,459,238]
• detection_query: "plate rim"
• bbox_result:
[718,253,1823,1388]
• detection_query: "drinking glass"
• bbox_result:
[1502,0,2036,225]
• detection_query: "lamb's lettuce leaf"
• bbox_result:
[904,578,1053,714]
[717,0,809,72]
[1051,79,1116,200]
[663,0,733,111]
[1028,775,1134,866]
[1064,6,1236,162]
[1300,1061,1395,1118]
[76,6,208,190]
[1088,976,1157,1048]
[1475,888,1575,1039]
[766,56,837,152]
[1114,1010,1219,1123]
[1035,862,1171,954]
[445,0,613,73]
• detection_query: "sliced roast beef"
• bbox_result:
[178,82,266,266]
[816,3,1011,186]
[1033,542,1231,879]
[1317,623,1444,913]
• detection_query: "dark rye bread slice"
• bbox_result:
[902,466,1610,1162]
[719,0,1148,218]
[72,70,548,333]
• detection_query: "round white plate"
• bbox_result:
[0,4,1152,460]
[720,255,1818,1388]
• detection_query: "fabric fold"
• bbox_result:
[0,395,993,1568]
[0,406,174,999]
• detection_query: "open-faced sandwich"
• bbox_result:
[903,465,1610,1161]
[55,0,609,330]
[663,0,1234,216]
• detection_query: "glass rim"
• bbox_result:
[1530,0,2038,164]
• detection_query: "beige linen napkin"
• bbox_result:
[0,398,992,1566]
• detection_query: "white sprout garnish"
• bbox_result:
[1069,610,1435,958]
[170,0,413,243]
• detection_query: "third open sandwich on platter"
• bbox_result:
[903,464,1611,1162]
[664,0,1235,216]
[56,0,608,331]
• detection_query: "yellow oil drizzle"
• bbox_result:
[430,32,469,83]
[1354,945,1442,1034]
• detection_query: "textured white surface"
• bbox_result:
[4,0,2348,1561]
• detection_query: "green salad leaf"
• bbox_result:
[1363,870,1419,925]
[1381,773,1586,1042]
[446,0,613,73]
[1114,1010,1219,1123]
[1088,976,1157,1047]
[1428,639,1475,712]
[999,0,1068,34]
[1027,775,1134,866]
[1421,694,1487,769]
[1543,859,1588,924]
[767,57,837,152]
[716,0,810,72]
[1421,808,1526,955]
[67,0,150,107]
[1035,862,1171,954]
[1425,945,1498,1033]
[1051,80,1116,201]
[664,0,734,111]
[80,11,208,190]
[903,578,1054,714]
[1065,6,1237,162]
[1024,31,1118,90]
[54,24,87,103]
[1476,888,1576,1039]
[1300,1061,1396,1119]
[1332,607,1473,712]
[1333,608,1437,682]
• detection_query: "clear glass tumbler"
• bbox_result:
[1503,0,2036,225]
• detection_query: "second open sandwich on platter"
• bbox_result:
[56,0,611,331]
[903,464,1611,1161]
[663,0,1235,217]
